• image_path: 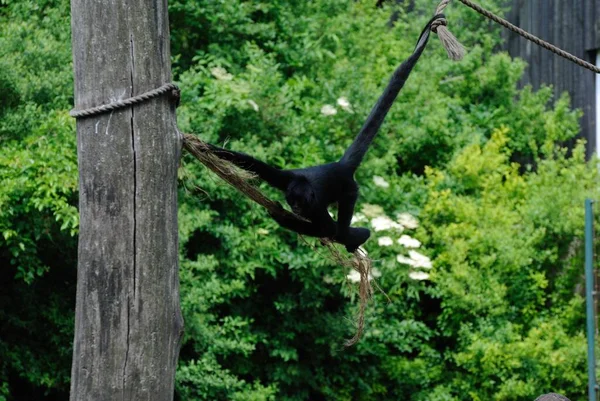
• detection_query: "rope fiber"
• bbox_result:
[70,83,180,118]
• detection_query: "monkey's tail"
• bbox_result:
[339,14,443,171]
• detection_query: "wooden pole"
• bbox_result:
[69,0,183,399]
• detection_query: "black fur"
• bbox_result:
[207,16,439,252]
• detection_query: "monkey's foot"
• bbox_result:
[337,227,371,253]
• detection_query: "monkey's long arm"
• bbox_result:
[334,187,358,239]
[333,190,371,252]
[207,144,294,191]
[339,14,442,172]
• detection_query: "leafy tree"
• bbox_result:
[0,0,596,400]
[0,1,77,399]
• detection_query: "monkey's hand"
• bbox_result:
[335,227,371,253]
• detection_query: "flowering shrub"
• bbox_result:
[1,0,597,400]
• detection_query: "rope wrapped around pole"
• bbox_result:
[70,83,181,118]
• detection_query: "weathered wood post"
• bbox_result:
[69,0,183,399]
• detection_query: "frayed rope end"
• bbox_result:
[432,17,466,61]
[436,25,466,61]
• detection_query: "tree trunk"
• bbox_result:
[69,0,183,399]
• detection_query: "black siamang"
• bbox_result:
[207,16,440,252]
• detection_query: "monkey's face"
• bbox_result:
[286,179,316,217]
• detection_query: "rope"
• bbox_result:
[182,134,308,223]
[440,0,600,74]
[430,15,465,60]
[70,83,180,118]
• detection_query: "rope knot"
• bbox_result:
[431,17,447,33]
[430,2,465,61]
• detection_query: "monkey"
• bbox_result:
[206,15,441,252]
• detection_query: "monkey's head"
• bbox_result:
[285,177,316,217]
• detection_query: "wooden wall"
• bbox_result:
[503,0,599,156]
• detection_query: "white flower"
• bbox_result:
[361,204,385,218]
[373,176,390,188]
[257,228,270,235]
[397,212,419,229]
[397,251,432,269]
[320,104,337,116]
[347,270,362,283]
[247,99,259,111]
[336,97,354,113]
[346,267,380,283]
[351,213,367,224]
[371,216,403,232]
[408,271,430,281]
[408,250,432,269]
[378,236,393,246]
[397,254,417,266]
[210,67,233,80]
[397,235,421,248]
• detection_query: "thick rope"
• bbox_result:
[183,134,308,223]
[439,0,600,74]
[70,83,180,118]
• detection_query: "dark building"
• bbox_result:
[503,0,599,156]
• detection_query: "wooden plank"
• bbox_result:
[502,0,596,156]
[597,0,600,50]
[521,0,533,85]
[528,0,536,86]
[584,0,595,50]
[539,0,552,90]
[593,0,600,51]
[504,0,522,68]
[545,0,554,92]
[69,0,184,399]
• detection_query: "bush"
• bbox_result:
[0,0,596,400]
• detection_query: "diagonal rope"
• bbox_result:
[70,83,180,118]
[438,0,600,74]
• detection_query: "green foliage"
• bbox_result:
[421,131,596,399]
[0,0,77,397]
[0,0,597,400]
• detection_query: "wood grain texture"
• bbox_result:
[503,0,598,156]
[70,0,183,399]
